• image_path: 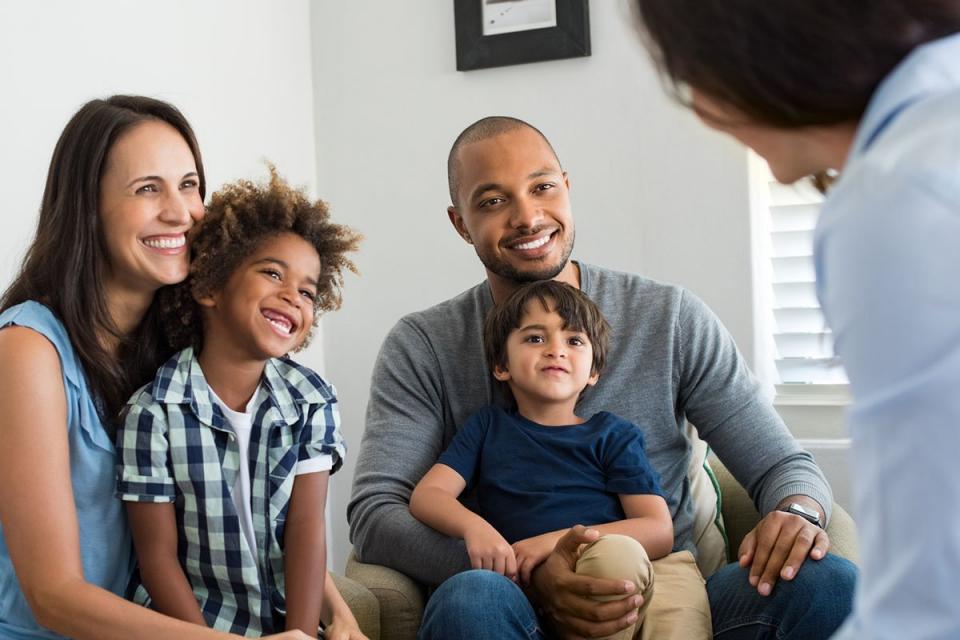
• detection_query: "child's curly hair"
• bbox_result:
[161,165,361,352]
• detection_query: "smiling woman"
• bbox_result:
[0,96,314,640]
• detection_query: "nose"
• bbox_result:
[510,193,544,230]
[278,282,303,308]
[159,190,198,226]
[544,337,567,358]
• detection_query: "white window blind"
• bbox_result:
[765,175,848,385]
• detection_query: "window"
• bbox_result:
[750,156,848,389]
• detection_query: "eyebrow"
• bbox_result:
[254,257,319,287]
[518,324,547,332]
[126,171,199,189]
[468,167,560,203]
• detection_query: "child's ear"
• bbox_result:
[586,371,600,387]
[492,365,511,382]
[192,288,217,308]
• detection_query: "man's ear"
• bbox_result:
[447,206,473,244]
[562,171,570,192]
[492,364,511,382]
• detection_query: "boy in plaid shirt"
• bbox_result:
[116,168,364,638]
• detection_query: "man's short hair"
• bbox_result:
[447,116,561,205]
[483,280,610,379]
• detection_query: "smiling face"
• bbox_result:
[98,119,204,298]
[494,299,599,422]
[198,232,321,362]
[448,126,576,296]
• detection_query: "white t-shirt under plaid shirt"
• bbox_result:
[116,347,346,635]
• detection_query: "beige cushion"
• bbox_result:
[346,552,425,640]
[685,422,730,578]
[331,572,381,640]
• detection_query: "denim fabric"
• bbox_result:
[418,555,855,640]
[707,554,857,639]
[418,570,543,640]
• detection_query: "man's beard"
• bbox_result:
[474,229,575,284]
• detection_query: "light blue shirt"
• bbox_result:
[816,33,960,640]
[0,302,134,639]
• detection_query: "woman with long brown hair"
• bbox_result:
[634,2,960,637]
[0,96,311,640]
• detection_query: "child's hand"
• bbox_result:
[323,618,369,640]
[464,521,517,579]
[513,530,564,585]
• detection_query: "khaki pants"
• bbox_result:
[575,535,712,640]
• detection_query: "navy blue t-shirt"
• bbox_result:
[438,406,663,543]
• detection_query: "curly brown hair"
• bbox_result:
[162,165,361,352]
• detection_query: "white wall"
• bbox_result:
[311,1,756,571]
[0,0,329,545]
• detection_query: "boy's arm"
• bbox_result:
[126,503,206,625]
[512,495,673,584]
[284,470,329,635]
[410,464,516,578]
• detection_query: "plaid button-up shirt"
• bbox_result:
[116,347,345,636]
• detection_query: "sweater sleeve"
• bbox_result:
[346,318,471,586]
[676,289,834,523]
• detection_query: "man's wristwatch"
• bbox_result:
[780,502,824,528]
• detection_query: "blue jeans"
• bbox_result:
[418,554,857,639]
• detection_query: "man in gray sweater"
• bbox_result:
[348,117,856,639]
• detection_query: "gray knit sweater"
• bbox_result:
[348,262,832,586]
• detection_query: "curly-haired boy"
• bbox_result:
[116,167,366,638]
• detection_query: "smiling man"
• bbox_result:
[348,117,856,639]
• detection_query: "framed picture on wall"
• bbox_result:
[454,0,591,71]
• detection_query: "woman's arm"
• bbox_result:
[126,502,206,624]
[0,328,309,640]
[411,464,516,577]
[283,471,329,634]
[321,572,368,640]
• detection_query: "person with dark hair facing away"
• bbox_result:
[633,1,960,637]
[411,280,711,640]
[0,96,311,640]
[115,167,365,639]
[350,115,856,640]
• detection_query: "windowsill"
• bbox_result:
[774,383,850,407]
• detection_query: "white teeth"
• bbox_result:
[514,235,550,251]
[143,236,185,249]
[266,318,292,335]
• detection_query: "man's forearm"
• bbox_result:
[350,501,472,586]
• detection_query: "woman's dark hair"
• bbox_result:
[1,95,205,425]
[635,0,960,128]
[161,165,361,353]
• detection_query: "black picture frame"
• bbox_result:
[454,0,591,71]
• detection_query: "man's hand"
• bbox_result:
[739,500,830,596]
[513,531,563,585]
[464,521,517,579]
[529,526,642,639]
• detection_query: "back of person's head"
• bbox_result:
[447,116,561,205]
[1,95,205,421]
[634,0,960,128]
[484,280,610,380]
[162,165,361,352]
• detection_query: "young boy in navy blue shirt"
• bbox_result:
[410,280,710,639]
[116,169,366,639]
